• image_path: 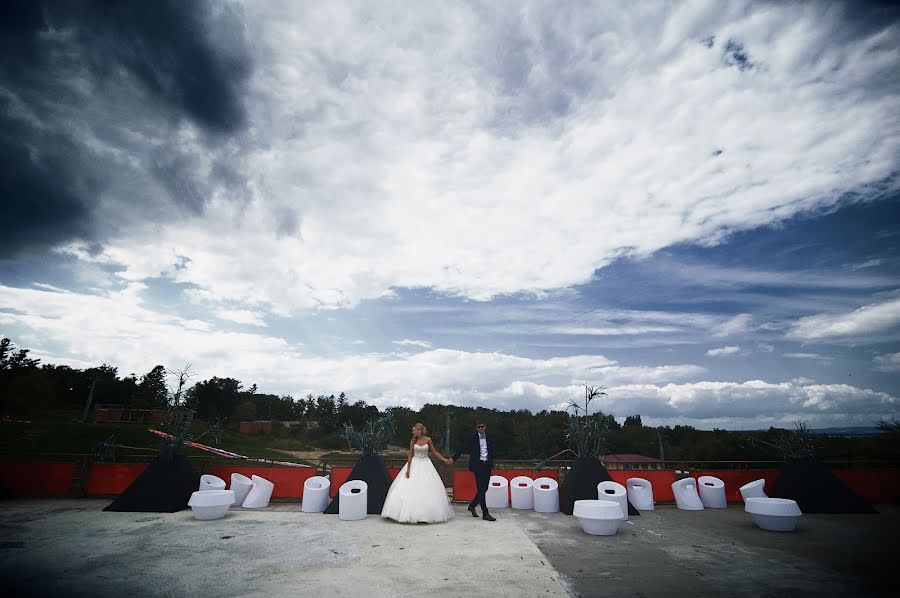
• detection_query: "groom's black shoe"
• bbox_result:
[468,506,478,518]
[483,513,496,521]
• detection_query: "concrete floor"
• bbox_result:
[0,500,894,597]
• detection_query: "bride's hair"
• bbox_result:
[413,423,427,435]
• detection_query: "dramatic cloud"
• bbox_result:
[873,352,900,373]
[787,295,900,342]
[40,0,900,312]
[0,0,252,256]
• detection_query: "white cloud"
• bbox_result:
[849,258,884,271]
[213,309,267,327]
[393,339,433,348]
[706,346,741,357]
[757,343,775,352]
[712,314,753,337]
[787,295,900,342]
[783,352,833,361]
[59,2,900,312]
[873,352,900,373]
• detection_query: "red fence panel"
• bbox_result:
[329,467,353,497]
[834,468,900,503]
[210,465,315,499]
[0,462,76,496]
[452,468,558,502]
[86,463,148,495]
[608,470,678,501]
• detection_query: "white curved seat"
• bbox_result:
[573,499,623,535]
[533,477,560,513]
[301,475,331,513]
[199,474,226,492]
[745,497,802,531]
[188,489,234,520]
[626,477,655,511]
[698,475,727,508]
[485,475,510,509]
[510,476,534,510]
[596,481,628,520]
[672,477,704,511]
[242,475,275,509]
[229,473,253,506]
[338,480,368,521]
[739,479,768,502]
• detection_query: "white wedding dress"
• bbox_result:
[381,443,455,523]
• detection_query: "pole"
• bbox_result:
[657,429,666,466]
[80,377,97,423]
[445,409,451,453]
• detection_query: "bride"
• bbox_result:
[381,423,455,523]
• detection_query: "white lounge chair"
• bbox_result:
[597,481,628,520]
[485,475,510,509]
[698,475,727,508]
[301,475,331,513]
[510,476,534,510]
[242,475,274,509]
[744,497,802,531]
[626,477,655,511]
[573,499,624,535]
[672,477,704,511]
[188,490,234,520]
[229,473,253,506]
[338,480,368,521]
[739,479,767,502]
[199,474,225,492]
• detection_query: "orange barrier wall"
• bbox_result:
[211,466,316,499]
[0,462,76,496]
[608,470,678,502]
[834,469,900,503]
[86,463,148,495]
[452,469,559,502]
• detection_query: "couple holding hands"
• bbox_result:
[381,421,496,523]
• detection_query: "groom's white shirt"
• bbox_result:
[479,434,488,461]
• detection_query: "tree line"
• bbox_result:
[1,338,897,461]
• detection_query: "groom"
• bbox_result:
[450,421,496,521]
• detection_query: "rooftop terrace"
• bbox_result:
[0,499,894,597]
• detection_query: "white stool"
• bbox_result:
[739,479,767,502]
[338,480,368,521]
[597,481,628,520]
[188,490,234,520]
[626,477,655,511]
[698,475,727,508]
[533,477,560,513]
[199,474,225,492]
[301,475,331,513]
[745,497,802,531]
[510,476,534,510]
[242,475,274,509]
[485,475,510,509]
[672,477,704,511]
[229,473,253,506]
[573,499,623,535]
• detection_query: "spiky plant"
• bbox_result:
[158,365,196,462]
[743,421,818,460]
[341,412,397,456]
[565,385,612,458]
[876,416,900,435]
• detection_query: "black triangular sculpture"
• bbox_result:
[324,455,393,515]
[770,457,876,514]
[560,457,639,516]
[104,454,199,512]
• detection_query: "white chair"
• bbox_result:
[573,499,623,536]
[533,477,560,513]
[626,477,655,511]
[188,490,234,520]
[698,475,727,508]
[744,497,802,532]
[596,481,628,520]
[338,480,368,521]
[485,475,510,509]
[199,474,225,492]
[672,477,704,511]
[229,473,253,506]
[510,476,534,510]
[242,475,274,509]
[301,475,331,513]
[739,479,768,502]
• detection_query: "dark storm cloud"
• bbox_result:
[0,0,252,256]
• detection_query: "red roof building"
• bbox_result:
[601,454,664,470]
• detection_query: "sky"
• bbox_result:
[1,0,899,430]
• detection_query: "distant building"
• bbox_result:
[601,453,664,470]
[239,421,273,434]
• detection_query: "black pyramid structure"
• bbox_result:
[770,457,876,514]
[104,454,199,513]
[560,457,639,516]
[324,455,393,515]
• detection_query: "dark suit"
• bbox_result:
[452,432,494,514]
